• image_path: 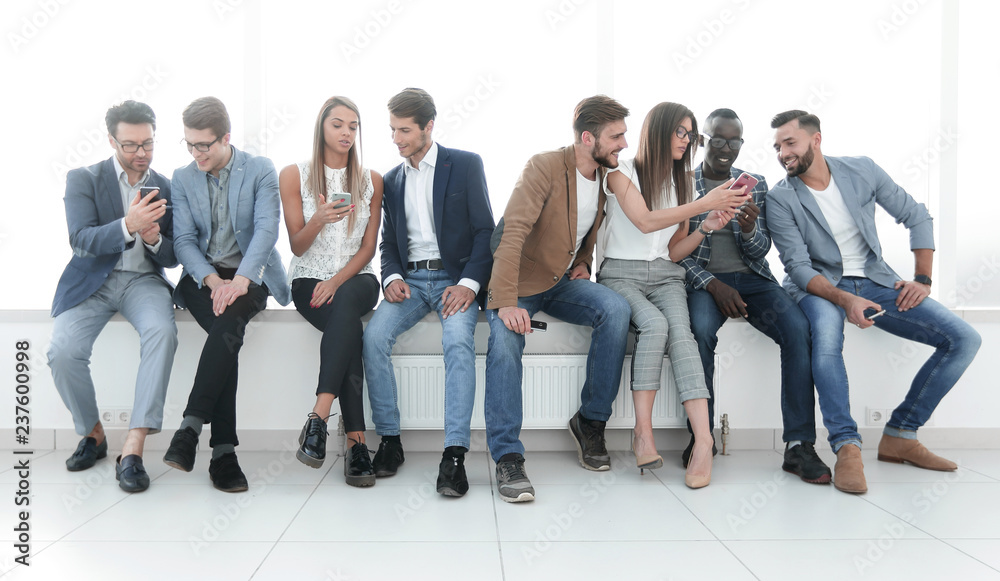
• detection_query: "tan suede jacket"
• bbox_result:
[487,145,605,309]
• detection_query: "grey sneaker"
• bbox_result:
[495,453,535,503]
[568,411,610,471]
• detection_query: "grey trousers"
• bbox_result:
[598,258,709,402]
[48,271,177,436]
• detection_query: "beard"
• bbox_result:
[786,144,815,177]
[592,141,619,169]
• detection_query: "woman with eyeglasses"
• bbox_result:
[597,102,745,488]
[279,96,383,486]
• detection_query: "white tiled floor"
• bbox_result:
[2,448,999,580]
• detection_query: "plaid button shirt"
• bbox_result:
[679,165,777,290]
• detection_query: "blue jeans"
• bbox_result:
[484,275,631,462]
[362,268,479,449]
[687,272,816,442]
[798,277,981,453]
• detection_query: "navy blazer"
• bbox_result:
[51,157,176,317]
[171,146,290,307]
[379,144,495,301]
[767,155,934,301]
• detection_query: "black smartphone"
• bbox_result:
[529,320,547,332]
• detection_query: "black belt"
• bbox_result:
[407,259,444,271]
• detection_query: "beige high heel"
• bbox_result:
[632,433,663,474]
[684,441,713,489]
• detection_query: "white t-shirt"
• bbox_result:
[571,169,599,268]
[807,177,868,277]
[601,158,679,262]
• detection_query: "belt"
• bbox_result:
[407,259,444,271]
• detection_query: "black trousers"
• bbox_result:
[291,273,379,433]
[179,271,268,447]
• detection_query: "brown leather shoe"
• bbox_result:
[877,434,957,471]
[834,444,867,494]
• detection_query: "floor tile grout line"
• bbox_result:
[248,455,339,580]
[935,538,1000,573]
[486,454,509,581]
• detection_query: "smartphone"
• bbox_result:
[529,320,548,332]
[332,192,352,209]
[729,172,758,196]
[864,308,886,321]
[139,186,170,209]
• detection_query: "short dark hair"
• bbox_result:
[182,96,231,139]
[387,88,436,129]
[771,109,821,133]
[704,108,742,135]
[573,95,629,142]
[105,100,156,138]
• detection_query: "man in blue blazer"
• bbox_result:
[363,88,494,497]
[767,110,981,494]
[163,97,290,493]
[48,101,177,493]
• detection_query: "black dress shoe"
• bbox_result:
[163,427,199,472]
[372,436,404,477]
[116,454,150,492]
[681,434,718,468]
[66,436,108,472]
[209,452,249,493]
[296,413,329,469]
[436,446,469,497]
[345,441,376,487]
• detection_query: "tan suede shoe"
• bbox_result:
[834,444,868,494]
[877,434,957,471]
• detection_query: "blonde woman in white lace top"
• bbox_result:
[278,96,383,486]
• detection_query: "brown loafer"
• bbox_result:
[834,444,867,494]
[877,434,957,471]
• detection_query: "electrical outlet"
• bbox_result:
[116,409,131,426]
[100,408,116,425]
[866,407,889,426]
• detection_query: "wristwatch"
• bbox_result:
[914,274,932,286]
[697,224,713,236]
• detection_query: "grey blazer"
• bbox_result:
[766,155,934,301]
[170,146,290,307]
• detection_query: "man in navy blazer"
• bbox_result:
[363,88,494,497]
[767,110,981,494]
[162,97,290,493]
[47,101,177,493]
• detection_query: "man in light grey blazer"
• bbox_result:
[48,101,176,493]
[766,110,981,494]
[162,97,290,492]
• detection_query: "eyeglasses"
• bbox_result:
[183,136,221,153]
[701,134,745,150]
[113,137,155,153]
[674,127,698,142]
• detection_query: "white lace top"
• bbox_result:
[288,162,375,282]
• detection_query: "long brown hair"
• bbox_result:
[310,96,365,234]
[634,102,698,210]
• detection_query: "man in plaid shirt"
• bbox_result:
[678,109,830,485]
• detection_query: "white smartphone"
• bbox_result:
[332,193,352,209]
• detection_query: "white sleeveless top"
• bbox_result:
[602,158,686,262]
[288,162,375,281]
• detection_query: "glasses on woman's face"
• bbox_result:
[674,127,697,142]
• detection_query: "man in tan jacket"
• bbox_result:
[485,95,632,503]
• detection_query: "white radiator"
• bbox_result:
[364,354,718,429]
